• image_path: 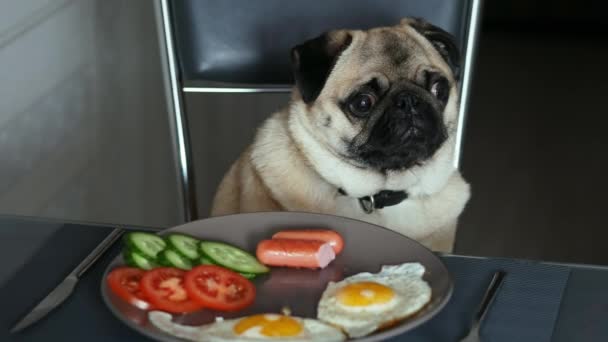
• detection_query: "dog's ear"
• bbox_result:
[290,30,353,103]
[401,18,461,80]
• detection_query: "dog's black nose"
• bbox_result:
[394,92,420,113]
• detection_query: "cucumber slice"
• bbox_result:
[124,232,166,259]
[197,256,256,279]
[200,241,269,274]
[165,234,200,260]
[124,249,158,270]
[158,249,193,270]
[198,255,216,265]
[239,273,257,279]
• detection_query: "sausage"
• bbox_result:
[272,229,344,254]
[256,239,336,269]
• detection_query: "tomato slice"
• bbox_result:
[107,267,153,310]
[184,265,256,312]
[140,267,204,313]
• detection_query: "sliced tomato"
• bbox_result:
[184,265,256,312]
[140,267,204,313]
[107,267,153,310]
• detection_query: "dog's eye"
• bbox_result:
[430,79,448,100]
[425,72,449,104]
[349,93,376,116]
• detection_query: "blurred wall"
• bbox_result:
[0,0,180,228]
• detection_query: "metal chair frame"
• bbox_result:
[153,0,484,222]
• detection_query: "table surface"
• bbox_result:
[1,215,607,342]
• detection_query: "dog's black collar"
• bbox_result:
[338,188,408,214]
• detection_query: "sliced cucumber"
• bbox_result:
[165,234,200,260]
[197,256,256,279]
[124,232,166,259]
[200,241,269,274]
[198,255,216,265]
[124,249,158,270]
[158,249,193,270]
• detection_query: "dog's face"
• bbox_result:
[290,18,460,172]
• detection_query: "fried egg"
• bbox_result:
[148,311,345,341]
[317,262,431,338]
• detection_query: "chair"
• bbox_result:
[153,0,484,222]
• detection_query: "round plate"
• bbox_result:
[101,212,452,341]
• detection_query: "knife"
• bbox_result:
[10,227,124,333]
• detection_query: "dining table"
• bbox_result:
[1,214,607,342]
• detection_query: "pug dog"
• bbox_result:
[211,18,470,252]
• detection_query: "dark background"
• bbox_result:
[455,0,608,264]
[483,0,606,34]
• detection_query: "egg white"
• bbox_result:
[148,311,345,341]
[317,262,432,338]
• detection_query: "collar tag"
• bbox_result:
[338,188,408,214]
[359,196,375,214]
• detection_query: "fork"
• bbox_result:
[459,271,506,342]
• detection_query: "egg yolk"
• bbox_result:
[233,314,303,337]
[336,281,395,306]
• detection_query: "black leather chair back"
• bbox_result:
[171,0,473,86]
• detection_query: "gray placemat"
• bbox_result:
[0,224,149,341]
[396,256,571,342]
[552,267,608,342]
